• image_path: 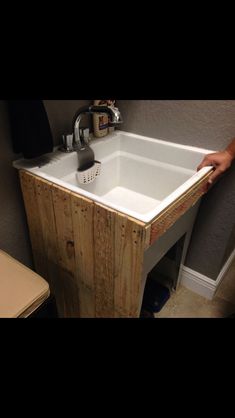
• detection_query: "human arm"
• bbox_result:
[197,138,235,185]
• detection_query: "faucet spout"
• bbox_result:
[72,104,123,150]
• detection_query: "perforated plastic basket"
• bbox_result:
[76,160,101,184]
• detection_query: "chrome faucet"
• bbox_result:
[72,104,123,150]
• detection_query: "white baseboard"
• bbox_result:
[180,247,235,300]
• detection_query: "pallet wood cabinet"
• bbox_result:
[19,169,212,318]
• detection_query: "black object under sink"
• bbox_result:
[141,276,171,316]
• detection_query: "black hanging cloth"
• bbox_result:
[7,100,53,159]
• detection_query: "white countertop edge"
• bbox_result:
[118,131,216,155]
[30,165,212,224]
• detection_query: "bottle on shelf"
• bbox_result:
[93,100,109,138]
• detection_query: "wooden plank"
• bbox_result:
[20,173,147,318]
[19,170,47,278]
[144,225,151,249]
[51,184,80,317]
[70,192,95,317]
[77,282,95,318]
[150,170,212,246]
[114,213,146,317]
[34,176,66,317]
[94,203,116,317]
[60,274,80,318]
[51,184,75,273]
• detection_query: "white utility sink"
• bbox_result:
[13,130,213,223]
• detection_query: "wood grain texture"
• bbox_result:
[19,170,47,278]
[34,176,65,316]
[144,225,151,249]
[71,192,95,317]
[94,204,116,317]
[20,167,211,318]
[93,203,146,318]
[51,183,80,317]
[149,171,212,246]
[77,282,95,318]
[114,213,146,317]
[51,185,75,273]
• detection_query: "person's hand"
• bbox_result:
[197,150,234,186]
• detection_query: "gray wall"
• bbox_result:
[223,224,235,266]
[0,100,91,269]
[43,100,91,145]
[117,100,235,280]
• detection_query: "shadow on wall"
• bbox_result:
[43,100,92,146]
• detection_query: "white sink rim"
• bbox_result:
[13,130,214,224]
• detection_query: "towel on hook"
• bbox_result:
[7,100,53,159]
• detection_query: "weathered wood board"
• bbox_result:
[19,168,211,317]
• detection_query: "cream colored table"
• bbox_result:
[0,250,50,318]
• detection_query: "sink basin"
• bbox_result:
[13,130,213,223]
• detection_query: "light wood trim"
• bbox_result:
[34,176,61,308]
[114,212,146,317]
[149,170,212,245]
[70,192,95,318]
[19,171,47,278]
[94,203,116,317]
[144,225,152,249]
[51,183,80,317]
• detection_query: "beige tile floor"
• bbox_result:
[154,258,235,318]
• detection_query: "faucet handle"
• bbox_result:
[80,127,90,145]
[60,133,74,152]
[107,105,123,125]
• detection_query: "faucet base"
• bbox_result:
[59,146,75,153]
